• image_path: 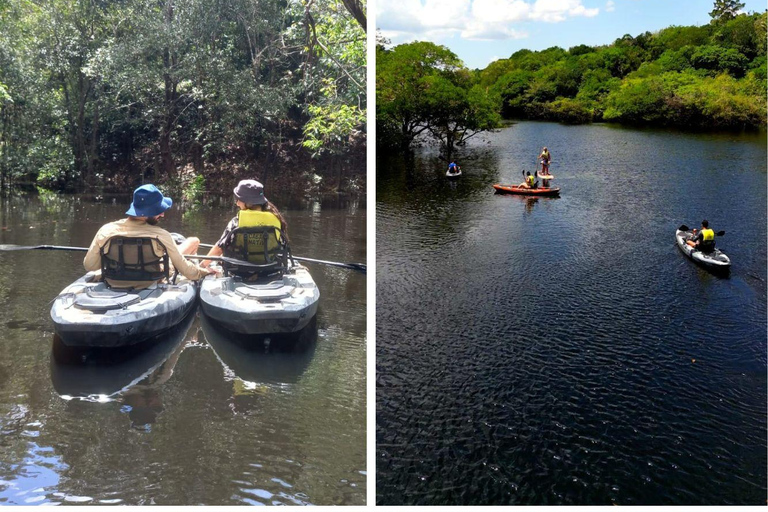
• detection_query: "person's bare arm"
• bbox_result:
[201,245,223,268]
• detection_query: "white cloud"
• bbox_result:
[606,0,615,12]
[377,0,600,42]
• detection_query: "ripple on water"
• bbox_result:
[377,123,767,505]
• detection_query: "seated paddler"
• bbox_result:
[83,184,214,289]
[686,219,716,253]
[201,179,289,271]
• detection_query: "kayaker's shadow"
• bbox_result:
[200,314,318,386]
[50,313,196,429]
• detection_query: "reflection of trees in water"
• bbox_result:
[0,192,366,505]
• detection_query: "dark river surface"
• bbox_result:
[376,121,767,505]
[0,190,366,505]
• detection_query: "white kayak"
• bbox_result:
[199,261,320,334]
[50,272,198,347]
[446,170,462,178]
[675,228,731,273]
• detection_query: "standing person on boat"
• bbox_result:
[83,184,214,289]
[686,220,716,253]
[539,147,552,175]
[201,179,288,267]
[448,161,460,175]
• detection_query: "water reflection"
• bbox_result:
[201,315,317,387]
[51,313,196,429]
[0,190,366,505]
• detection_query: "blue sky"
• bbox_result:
[376,0,768,69]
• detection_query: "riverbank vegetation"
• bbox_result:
[0,0,366,196]
[377,4,766,152]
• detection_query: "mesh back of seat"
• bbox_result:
[223,226,288,277]
[100,237,169,284]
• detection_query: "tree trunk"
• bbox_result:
[160,0,177,180]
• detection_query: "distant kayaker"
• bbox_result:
[448,161,460,175]
[686,220,716,253]
[539,147,551,174]
[520,171,537,189]
[201,179,288,267]
[83,184,214,289]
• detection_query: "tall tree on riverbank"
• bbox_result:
[377,41,501,151]
[710,0,746,23]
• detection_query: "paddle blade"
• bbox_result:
[0,244,28,251]
[678,225,689,232]
[716,230,725,236]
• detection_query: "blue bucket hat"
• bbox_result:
[125,184,173,217]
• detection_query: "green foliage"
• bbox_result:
[182,173,205,204]
[709,0,745,23]
[460,11,766,130]
[0,0,365,190]
[303,102,365,157]
[691,44,749,76]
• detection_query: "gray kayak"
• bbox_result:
[50,272,198,347]
[199,262,319,334]
[675,229,731,272]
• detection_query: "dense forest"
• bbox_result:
[377,2,766,152]
[0,0,366,196]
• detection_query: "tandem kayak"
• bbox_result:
[493,184,560,196]
[446,170,462,178]
[199,261,320,335]
[675,228,731,273]
[50,272,198,347]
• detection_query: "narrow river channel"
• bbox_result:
[0,191,366,505]
[376,121,766,505]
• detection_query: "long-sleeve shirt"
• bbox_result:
[83,218,208,288]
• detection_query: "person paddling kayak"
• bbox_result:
[83,184,214,289]
[447,161,460,175]
[686,220,716,253]
[519,171,537,189]
[201,179,289,269]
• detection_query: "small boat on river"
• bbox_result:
[493,184,560,196]
[675,226,730,274]
[50,272,197,348]
[200,260,320,335]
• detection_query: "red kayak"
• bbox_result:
[493,184,560,196]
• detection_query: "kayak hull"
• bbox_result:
[446,170,462,178]
[50,273,198,347]
[493,184,560,196]
[200,263,320,335]
[675,229,731,273]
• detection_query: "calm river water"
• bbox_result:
[376,121,767,505]
[0,191,366,505]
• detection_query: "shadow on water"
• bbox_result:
[200,314,318,386]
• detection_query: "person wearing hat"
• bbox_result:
[83,184,215,289]
[201,179,288,267]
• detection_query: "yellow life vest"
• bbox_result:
[702,228,714,241]
[231,209,282,262]
[526,174,535,186]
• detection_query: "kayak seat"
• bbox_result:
[74,288,141,312]
[222,225,291,279]
[100,237,171,287]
